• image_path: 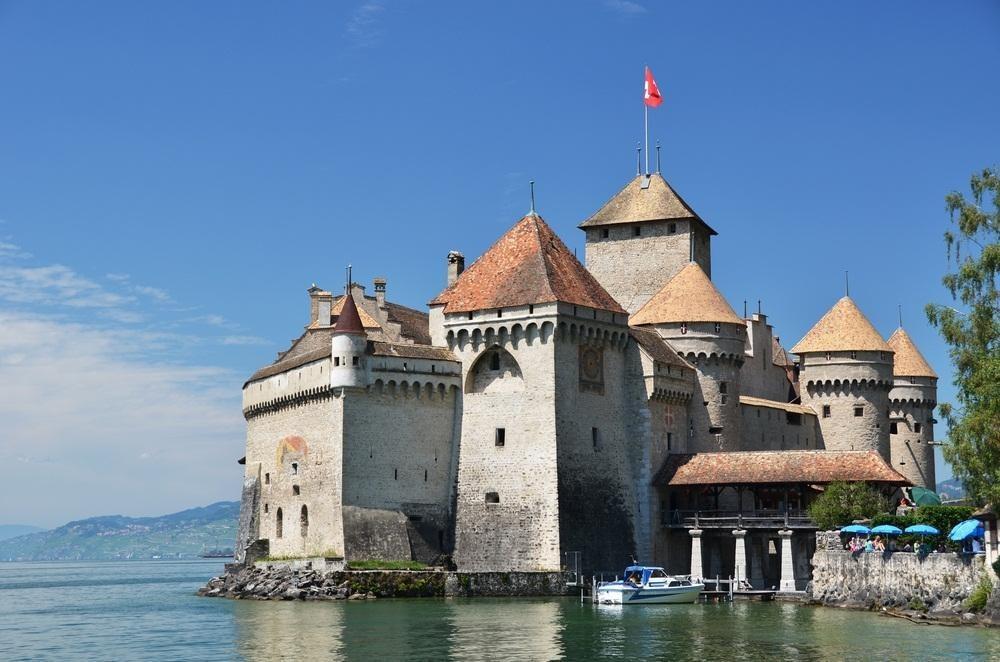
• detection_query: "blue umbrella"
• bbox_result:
[841,524,871,534]
[871,524,903,535]
[949,519,985,541]
[904,524,940,536]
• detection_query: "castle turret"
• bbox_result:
[630,262,746,451]
[580,173,717,313]
[330,291,369,389]
[792,297,893,459]
[886,327,937,489]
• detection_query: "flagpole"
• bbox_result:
[644,103,649,175]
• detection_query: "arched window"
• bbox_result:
[300,505,309,538]
[275,508,283,539]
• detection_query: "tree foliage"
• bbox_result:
[808,481,889,530]
[926,167,1000,508]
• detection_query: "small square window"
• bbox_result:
[719,382,728,394]
[497,309,503,318]
[292,485,300,496]
[714,322,721,333]
[850,351,857,359]
[914,422,922,434]
[825,352,832,361]
[468,312,473,320]
[854,406,864,417]
[485,492,500,504]
[495,428,505,447]
[529,304,534,314]
[680,322,688,334]
[822,405,831,418]
[602,228,609,238]
[633,226,641,237]
[668,223,676,234]
[291,463,298,475]
[352,356,359,366]
[334,357,340,366]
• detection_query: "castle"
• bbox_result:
[234,167,937,588]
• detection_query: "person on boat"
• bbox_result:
[626,572,641,586]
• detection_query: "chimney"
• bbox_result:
[373,277,387,309]
[307,284,332,325]
[447,251,465,286]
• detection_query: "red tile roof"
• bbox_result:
[654,450,909,486]
[333,293,365,335]
[431,214,626,314]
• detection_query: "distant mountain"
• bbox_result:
[0,525,44,542]
[936,478,966,501]
[0,501,239,562]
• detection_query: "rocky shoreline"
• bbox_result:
[198,564,572,601]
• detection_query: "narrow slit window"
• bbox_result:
[292,484,300,496]
[633,226,641,237]
[335,357,341,366]
[914,422,922,433]
[668,223,676,234]
[666,432,672,450]
[394,468,398,480]
[714,323,721,333]
[495,428,506,447]
[490,352,501,371]
[822,405,831,418]
[275,508,283,538]
[352,356,359,366]
[265,473,270,485]
[300,505,308,538]
[291,463,298,475]
[592,427,600,451]
[601,228,609,238]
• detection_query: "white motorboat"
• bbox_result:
[595,565,703,605]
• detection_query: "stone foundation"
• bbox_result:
[199,565,573,600]
[808,545,985,615]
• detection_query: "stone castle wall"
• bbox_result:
[583,219,710,313]
[799,352,893,458]
[739,403,819,451]
[741,314,793,402]
[450,316,561,572]
[889,376,936,489]
[245,395,345,558]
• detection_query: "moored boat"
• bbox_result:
[595,566,702,605]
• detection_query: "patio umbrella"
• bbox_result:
[910,486,942,506]
[949,519,985,541]
[870,524,903,535]
[840,524,871,534]
[904,524,940,536]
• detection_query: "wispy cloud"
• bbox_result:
[604,0,647,16]
[0,264,134,309]
[346,2,385,48]
[134,284,172,303]
[0,240,31,260]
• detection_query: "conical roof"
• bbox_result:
[887,328,937,378]
[629,262,743,326]
[333,292,365,335]
[791,297,892,354]
[431,214,626,315]
[579,173,716,234]
[332,295,381,329]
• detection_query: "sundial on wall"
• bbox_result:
[579,345,604,394]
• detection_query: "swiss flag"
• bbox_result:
[644,66,662,107]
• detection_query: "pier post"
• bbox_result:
[778,529,796,592]
[732,529,747,585]
[688,528,704,581]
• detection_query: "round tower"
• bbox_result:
[886,327,937,489]
[631,262,746,451]
[792,297,893,460]
[330,292,369,389]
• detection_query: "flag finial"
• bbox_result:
[845,271,850,297]
[655,140,661,174]
[635,143,642,176]
[898,304,903,328]
[529,180,536,215]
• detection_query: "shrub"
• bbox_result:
[346,559,428,571]
[809,481,889,531]
[993,558,1000,577]
[964,575,993,612]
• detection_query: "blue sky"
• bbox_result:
[1,1,997,526]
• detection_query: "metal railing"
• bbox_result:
[663,509,816,529]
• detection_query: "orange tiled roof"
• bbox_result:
[629,262,743,326]
[654,450,909,486]
[431,214,626,315]
[791,296,892,354]
[579,173,716,234]
[331,295,381,329]
[887,328,937,378]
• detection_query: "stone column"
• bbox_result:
[749,534,763,589]
[689,529,703,581]
[778,529,796,592]
[732,529,747,585]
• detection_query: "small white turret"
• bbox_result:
[330,292,369,389]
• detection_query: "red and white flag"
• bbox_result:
[644,66,662,107]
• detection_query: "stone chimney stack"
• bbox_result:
[308,284,333,325]
[447,251,465,286]
[373,277,387,309]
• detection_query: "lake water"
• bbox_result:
[0,560,997,660]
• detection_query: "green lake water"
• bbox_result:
[0,560,997,660]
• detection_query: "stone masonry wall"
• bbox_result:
[739,404,819,451]
[245,395,345,558]
[888,376,936,489]
[584,219,710,313]
[808,545,985,613]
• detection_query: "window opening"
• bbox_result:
[592,427,600,451]
[352,356,359,366]
[300,505,308,538]
[822,405,831,418]
[292,485,300,496]
[633,226,641,237]
[265,473,270,485]
[291,463,298,475]
[602,229,609,238]
[668,223,676,234]
[275,508,283,538]
[485,492,500,504]
[854,406,864,417]
[495,428,506,447]
[914,422,922,434]
[490,352,501,371]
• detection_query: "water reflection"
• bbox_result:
[229,596,1000,661]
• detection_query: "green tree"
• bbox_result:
[926,167,1000,508]
[808,481,889,530]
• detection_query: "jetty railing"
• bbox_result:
[663,509,815,529]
